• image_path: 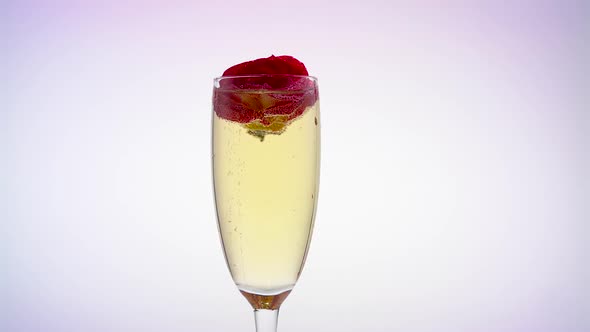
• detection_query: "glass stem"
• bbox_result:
[254,309,279,332]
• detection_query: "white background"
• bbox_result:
[2,1,588,331]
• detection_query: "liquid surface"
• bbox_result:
[213,102,320,295]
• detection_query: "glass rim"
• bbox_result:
[214,74,318,83]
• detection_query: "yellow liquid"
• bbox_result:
[213,102,320,295]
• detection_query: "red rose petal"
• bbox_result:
[223,55,308,77]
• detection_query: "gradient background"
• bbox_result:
[2,1,588,331]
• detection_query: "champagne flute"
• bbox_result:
[212,74,320,331]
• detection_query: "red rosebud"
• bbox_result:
[214,55,317,131]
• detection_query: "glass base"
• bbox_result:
[240,289,291,310]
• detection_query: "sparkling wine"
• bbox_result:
[213,96,320,298]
